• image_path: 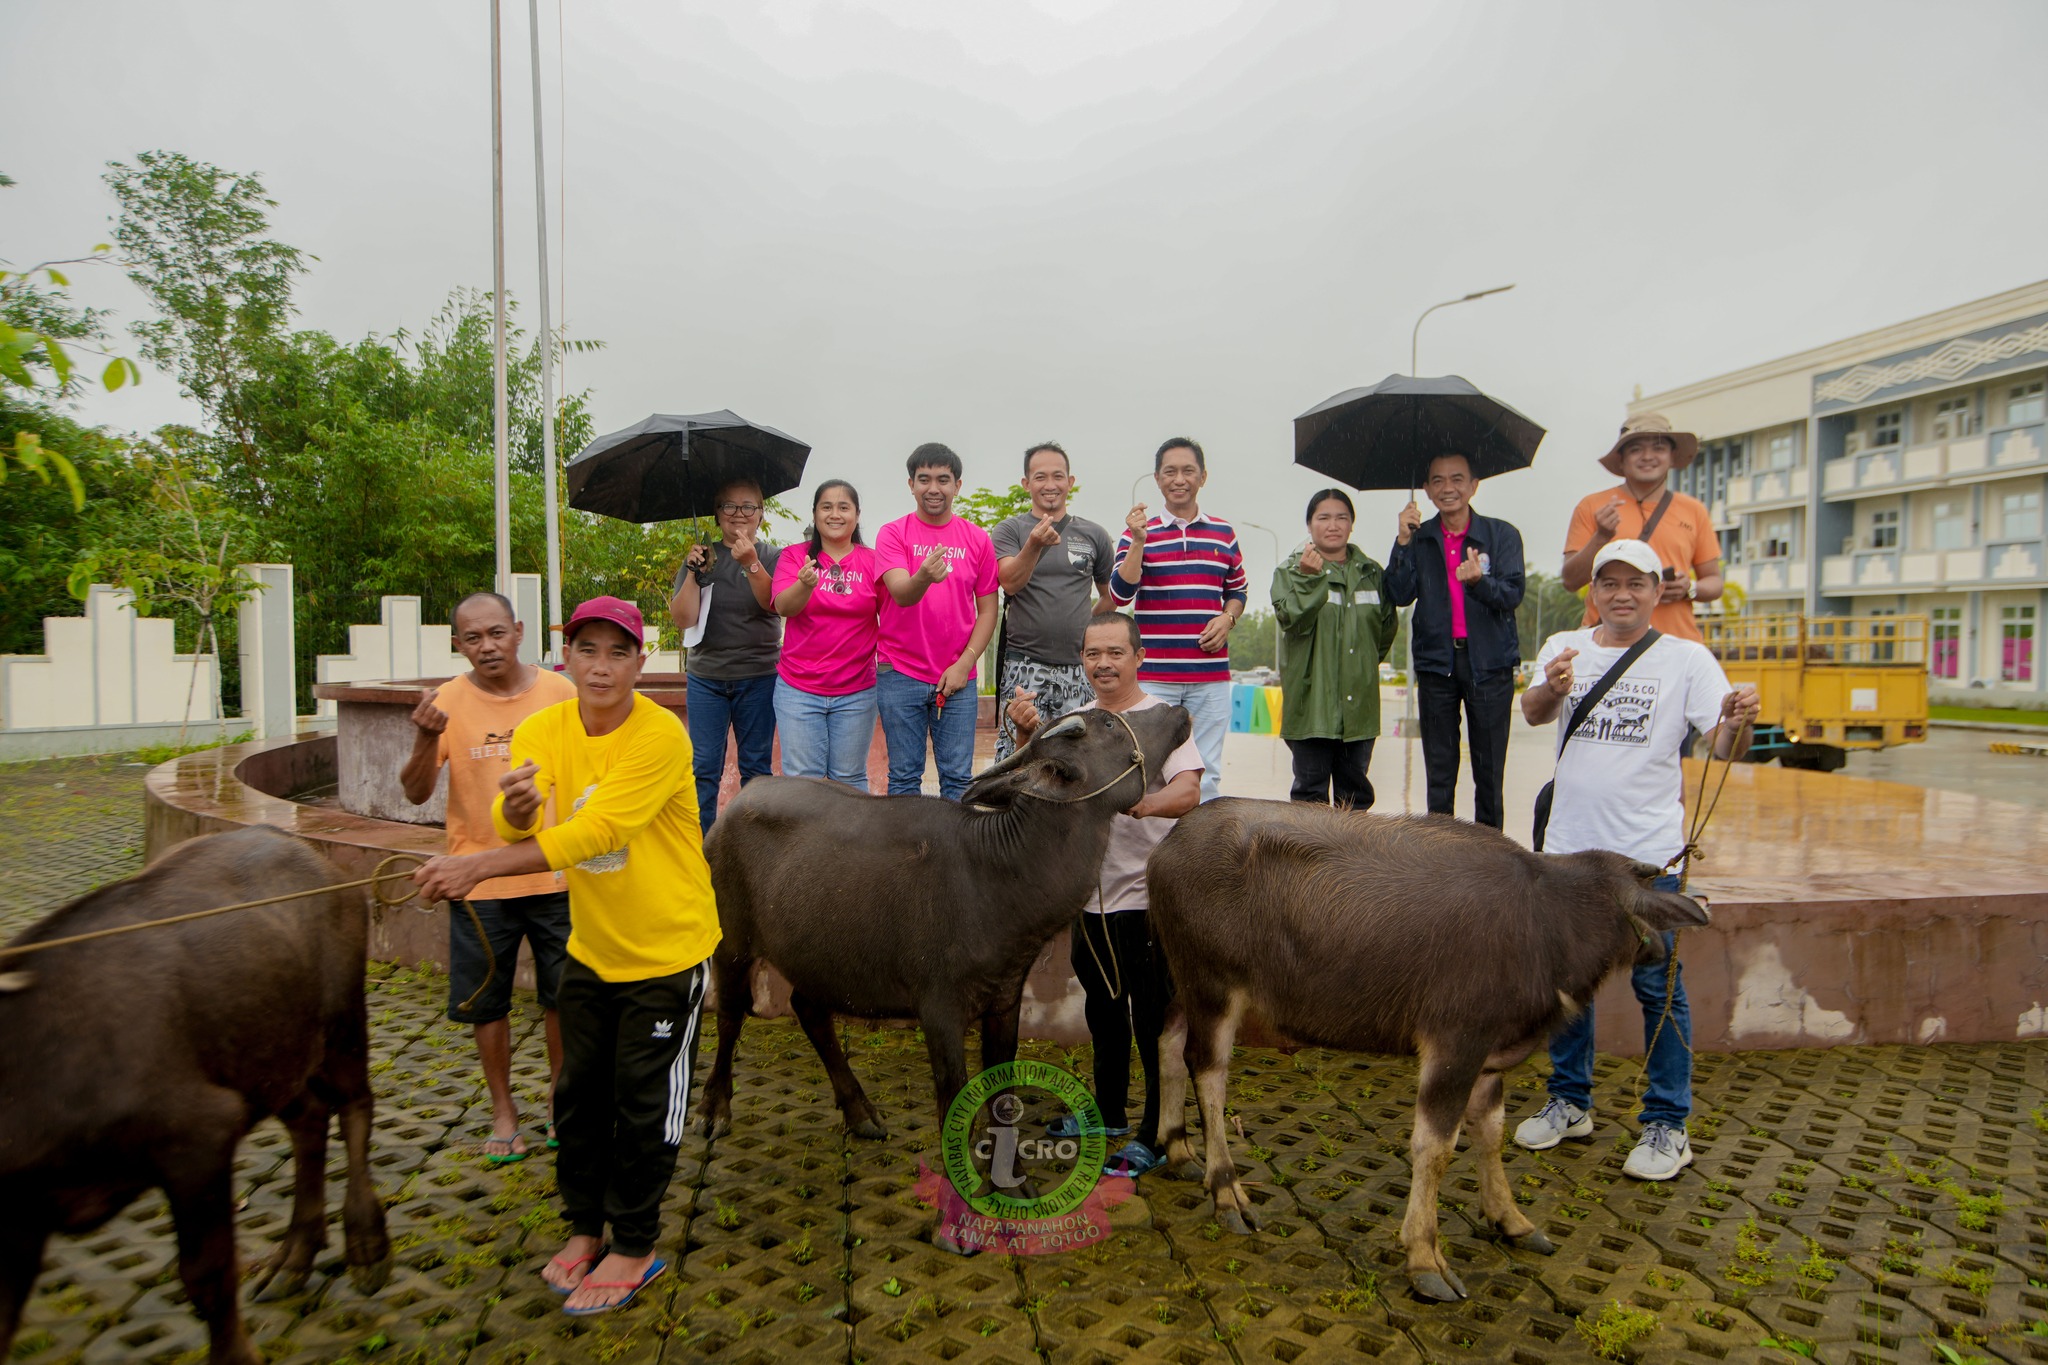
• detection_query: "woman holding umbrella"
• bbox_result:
[670,480,783,831]
[1270,488,1398,808]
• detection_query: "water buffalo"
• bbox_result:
[699,701,1192,1142]
[0,826,391,1365]
[1146,801,1709,1303]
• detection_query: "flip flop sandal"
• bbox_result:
[562,1258,668,1316]
[546,1121,559,1151]
[545,1244,607,1296]
[483,1134,529,1166]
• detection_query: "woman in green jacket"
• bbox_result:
[1271,488,1398,808]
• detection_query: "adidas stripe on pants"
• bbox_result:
[555,957,708,1257]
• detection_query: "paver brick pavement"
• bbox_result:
[6,758,2048,1363]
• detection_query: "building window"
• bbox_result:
[1931,605,1962,680]
[1930,500,1968,551]
[1764,432,1796,471]
[1872,409,1903,447]
[2010,380,2046,426]
[2002,605,2036,684]
[1868,508,1900,549]
[1932,395,1978,440]
[1761,518,1792,559]
[2001,490,2043,541]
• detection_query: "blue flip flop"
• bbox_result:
[1047,1114,1130,1140]
[563,1258,667,1316]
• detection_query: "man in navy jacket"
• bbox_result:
[1384,453,1525,829]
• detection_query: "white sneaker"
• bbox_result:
[1623,1122,1693,1180]
[1513,1097,1593,1151]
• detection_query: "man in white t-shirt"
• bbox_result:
[1511,539,1759,1181]
[1006,612,1202,1179]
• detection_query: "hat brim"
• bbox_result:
[1600,430,1698,475]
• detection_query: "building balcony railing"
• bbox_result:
[1822,540,2045,589]
[1823,423,2044,499]
[1733,559,1805,597]
[1726,466,1807,510]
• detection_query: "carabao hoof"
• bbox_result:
[1219,1206,1259,1236]
[700,1109,731,1140]
[349,1255,392,1296]
[1165,1159,1205,1182]
[1508,1228,1557,1256]
[1410,1268,1468,1302]
[247,1263,307,1303]
[849,1116,890,1141]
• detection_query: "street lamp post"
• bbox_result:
[1410,284,1515,376]
[1239,521,1283,675]
[1397,282,1515,811]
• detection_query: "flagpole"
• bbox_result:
[491,0,512,596]
[528,0,562,659]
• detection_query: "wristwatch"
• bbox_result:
[745,561,764,577]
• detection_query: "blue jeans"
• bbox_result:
[686,673,777,832]
[774,678,878,790]
[877,664,977,800]
[1137,679,1231,802]
[1544,874,1692,1130]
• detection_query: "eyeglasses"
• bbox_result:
[717,501,764,516]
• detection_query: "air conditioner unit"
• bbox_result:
[1844,432,1865,456]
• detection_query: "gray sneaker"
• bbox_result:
[1513,1097,1593,1151]
[1622,1122,1693,1181]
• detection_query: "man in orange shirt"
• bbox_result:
[402,592,578,1163]
[1562,413,1725,642]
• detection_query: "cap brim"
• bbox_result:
[1600,432,1699,474]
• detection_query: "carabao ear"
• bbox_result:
[961,752,1087,810]
[1633,884,1711,932]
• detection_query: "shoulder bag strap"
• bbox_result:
[1557,629,1661,755]
[1637,490,1675,543]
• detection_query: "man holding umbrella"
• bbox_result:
[1384,454,1526,829]
[1293,374,1545,825]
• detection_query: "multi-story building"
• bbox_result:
[1635,279,2048,697]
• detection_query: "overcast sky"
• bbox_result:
[8,0,2047,592]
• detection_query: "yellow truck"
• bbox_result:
[1699,613,1929,770]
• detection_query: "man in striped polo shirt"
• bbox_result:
[1110,436,1246,801]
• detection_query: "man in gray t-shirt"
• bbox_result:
[989,442,1115,759]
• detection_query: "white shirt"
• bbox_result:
[1534,628,1733,866]
[1080,693,1204,914]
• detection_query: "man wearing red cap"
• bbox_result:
[415,596,719,1316]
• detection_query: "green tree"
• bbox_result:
[954,483,1032,528]
[105,151,308,480]
[1518,570,1583,659]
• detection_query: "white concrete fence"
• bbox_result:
[1,567,649,758]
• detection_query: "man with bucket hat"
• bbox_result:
[413,596,719,1316]
[1561,413,1724,643]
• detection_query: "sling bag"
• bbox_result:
[1531,628,1661,851]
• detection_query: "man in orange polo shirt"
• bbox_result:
[1562,413,1725,642]
[402,591,578,1163]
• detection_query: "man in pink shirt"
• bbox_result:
[875,443,1000,799]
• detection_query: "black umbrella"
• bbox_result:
[566,410,811,523]
[1293,374,1545,491]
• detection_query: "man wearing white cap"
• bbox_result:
[1512,539,1759,1180]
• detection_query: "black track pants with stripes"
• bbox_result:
[555,957,708,1257]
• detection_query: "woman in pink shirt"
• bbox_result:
[772,480,881,789]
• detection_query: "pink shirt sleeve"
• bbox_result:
[771,547,803,594]
[875,517,907,575]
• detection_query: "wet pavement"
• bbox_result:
[6,755,2048,1363]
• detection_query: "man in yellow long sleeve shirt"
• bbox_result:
[415,596,720,1316]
